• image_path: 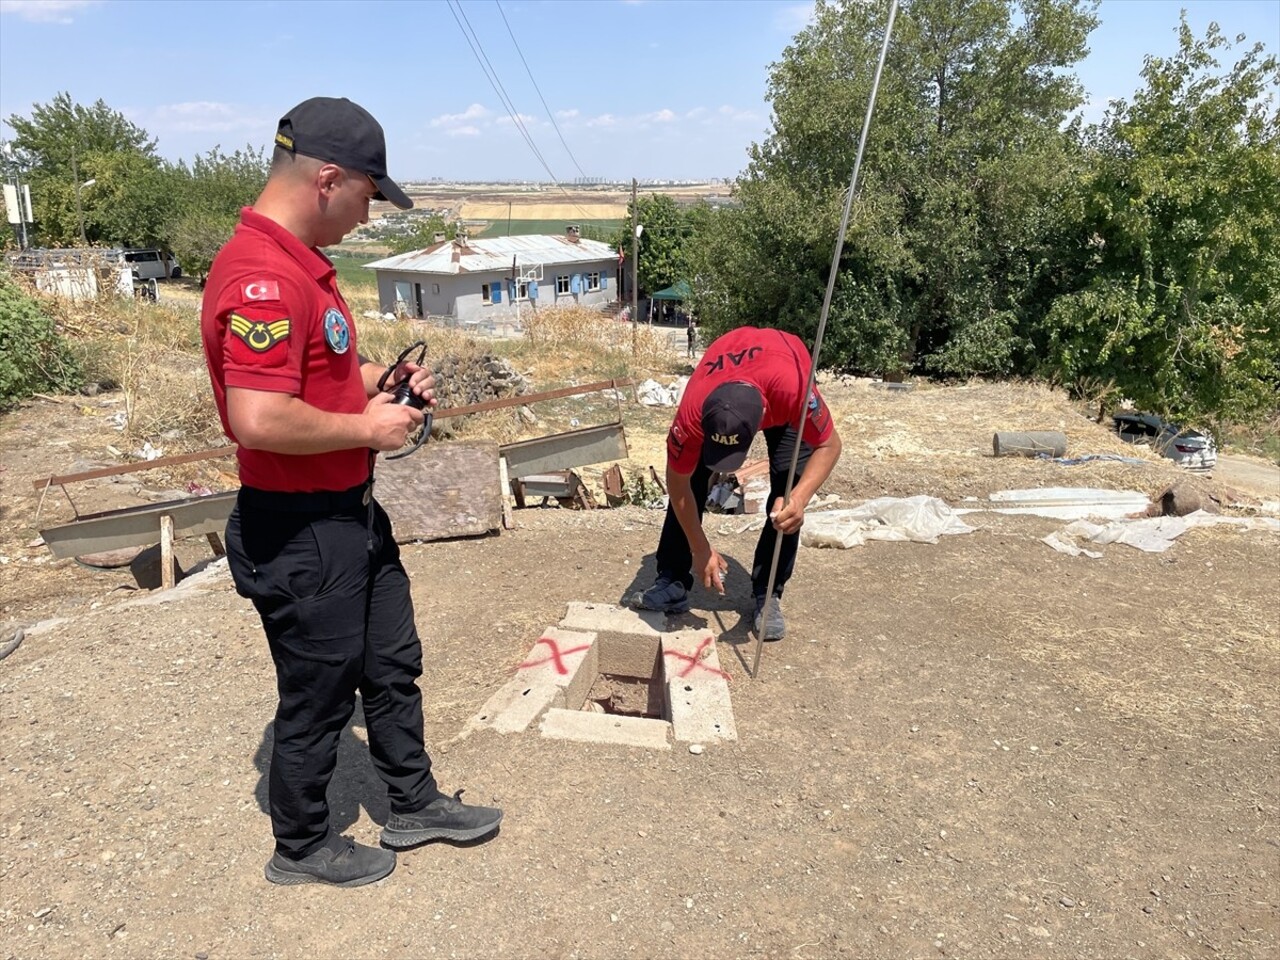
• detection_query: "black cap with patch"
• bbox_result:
[275,97,413,210]
[701,382,764,473]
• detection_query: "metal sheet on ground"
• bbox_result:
[374,441,502,542]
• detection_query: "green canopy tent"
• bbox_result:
[650,279,692,301]
[647,279,692,324]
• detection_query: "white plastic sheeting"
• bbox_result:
[1043,510,1280,555]
[800,496,975,549]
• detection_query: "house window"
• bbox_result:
[511,279,530,301]
[585,271,601,292]
[556,275,570,295]
[482,282,502,304]
[432,283,440,295]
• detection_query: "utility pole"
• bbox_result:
[72,145,87,245]
[630,177,639,352]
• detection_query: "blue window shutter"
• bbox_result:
[528,279,538,300]
[600,273,608,291]
[491,282,501,303]
[571,273,582,294]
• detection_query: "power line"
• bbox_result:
[494,0,590,181]
[444,0,607,230]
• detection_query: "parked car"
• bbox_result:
[123,248,181,280]
[1112,411,1217,471]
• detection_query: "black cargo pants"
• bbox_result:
[654,424,813,600]
[226,484,437,858]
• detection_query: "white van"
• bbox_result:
[124,248,180,280]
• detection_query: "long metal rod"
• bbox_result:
[752,0,899,679]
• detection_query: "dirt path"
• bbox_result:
[2,384,1277,959]
[1215,454,1280,500]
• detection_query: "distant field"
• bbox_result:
[461,201,628,220]
[471,219,623,239]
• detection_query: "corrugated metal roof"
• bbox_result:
[366,235,617,275]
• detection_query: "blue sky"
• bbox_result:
[1,0,1276,182]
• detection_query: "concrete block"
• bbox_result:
[560,602,664,679]
[560,601,665,638]
[466,628,596,734]
[539,708,671,750]
[661,630,738,743]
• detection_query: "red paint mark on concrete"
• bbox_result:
[518,636,590,675]
[663,636,729,680]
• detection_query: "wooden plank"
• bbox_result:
[499,421,628,480]
[374,441,502,543]
[435,377,633,420]
[39,491,238,559]
[159,515,176,591]
[33,445,237,491]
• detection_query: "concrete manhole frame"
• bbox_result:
[465,603,737,750]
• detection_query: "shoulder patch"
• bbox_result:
[230,313,291,353]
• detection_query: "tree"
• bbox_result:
[7,92,162,247]
[616,194,696,296]
[696,0,1098,377]
[1039,18,1280,423]
[388,214,457,255]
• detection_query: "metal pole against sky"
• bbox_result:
[751,0,900,680]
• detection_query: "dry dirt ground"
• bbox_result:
[1,380,1278,960]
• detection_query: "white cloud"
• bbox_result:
[586,113,618,128]
[555,108,580,120]
[430,103,490,128]
[446,125,481,138]
[0,0,99,23]
[774,1,815,34]
[495,112,539,127]
[716,105,761,123]
[133,101,265,134]
[685,107,708,120]
[646,109,676,123]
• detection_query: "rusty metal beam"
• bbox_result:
[32,446,237,491]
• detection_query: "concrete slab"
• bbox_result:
[465,628,596,735]
[661,630,738,743]
[539,708,672,750]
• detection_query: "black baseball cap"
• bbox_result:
[701,382,764,473]
[275,97,413,210]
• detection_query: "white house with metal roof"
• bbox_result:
[364,226,619,326]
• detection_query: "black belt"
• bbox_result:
[239,482,372,514]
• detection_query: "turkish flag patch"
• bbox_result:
[242,280,281,301]
[228,311,290,366]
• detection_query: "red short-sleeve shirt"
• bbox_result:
[666,326,834,474]
[200,208,369,492]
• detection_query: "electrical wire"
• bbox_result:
[445,0,602,228]
[494,0,591,181]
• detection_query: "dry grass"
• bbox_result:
[517,305,682,381]
[460,201,628,220]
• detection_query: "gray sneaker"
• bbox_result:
[264,833,395,887]
[380,790,503,848]
[754,596,786,641]
[631,577,691,614]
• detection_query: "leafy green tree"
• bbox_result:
[1039,18,1280,423]
[168,211,238,285]
[617,194,695,295]
[696,0,1097,377]
[388,214,457,254]
[7,92,162,247]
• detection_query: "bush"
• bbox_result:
[0,273,81,409]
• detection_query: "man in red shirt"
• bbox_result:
[202,97,502,887]
[633,326,843,640]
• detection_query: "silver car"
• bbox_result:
[1113,411,1217,471]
